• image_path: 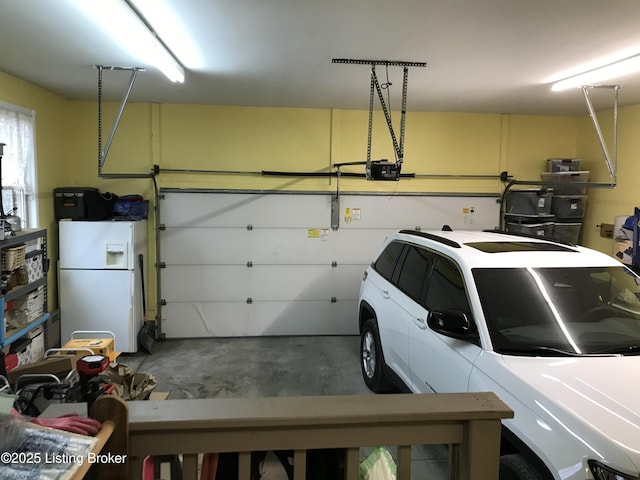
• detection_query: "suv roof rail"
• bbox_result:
[399,229,462,248]
[482,229,577,247]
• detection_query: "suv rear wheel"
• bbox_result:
[360,319,393,393]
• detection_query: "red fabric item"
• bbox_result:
[142,456,155,480]
[201,453,219,480]
[30,413,101,436]
[4,353,18,372]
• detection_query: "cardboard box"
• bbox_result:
[6,353,84,384]
[27,324,45,363]
[9,336,31,367]
[25,253,44,283]
[613,239,633,265]
[62,338,116,358]
[12,286,45,323]
[149,392,171,400]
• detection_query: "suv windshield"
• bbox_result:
[473,266,640,355]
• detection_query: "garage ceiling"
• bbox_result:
[2,0,640,115]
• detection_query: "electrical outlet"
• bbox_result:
[600,223,614,239]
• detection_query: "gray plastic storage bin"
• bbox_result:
[541,171,589,195]
[506,189,553,215]
[551,195,587,219]
[506,221,553,237]
[547,158,581,172]
[552,222,582,244]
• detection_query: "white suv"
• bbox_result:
[358,228,640,480]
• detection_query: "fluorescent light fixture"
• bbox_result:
[129,0,203,70]
[551,53,640,91]
[72,0,185,83]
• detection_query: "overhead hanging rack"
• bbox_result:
[582,84,619,184]
[499,83,621,230]
[96,65,153,179]
[332,58,426,181]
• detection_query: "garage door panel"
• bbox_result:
[162,266,249,301]
[247,228,394,265]
[249,265,328,301]
[162,192,330,228]
[331,265,368,297]
[325,228,395,264]
[163,227,345,265]
[162,300,358,337]
[248,229,333,264]
[162,302,250,337]
[161,227,252,264]
[251,301,358,335]
[163,264,365,303]
[248,265,364,301]
[338,194,491,230]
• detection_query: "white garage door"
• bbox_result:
[159,190,500,337]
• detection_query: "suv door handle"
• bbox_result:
[414,317,427,330]
[381,289,390,299]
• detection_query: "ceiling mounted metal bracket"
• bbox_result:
[332,59,426,67]
[332,58,426,180]
[582,84,619,185]
[96,65,145,176]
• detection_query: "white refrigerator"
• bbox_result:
[58,220,147,353]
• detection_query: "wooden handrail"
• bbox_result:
[127,392,513,480]
[69,420,114,480]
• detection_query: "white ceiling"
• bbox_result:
[2,0,640,115]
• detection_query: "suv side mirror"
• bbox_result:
[427,309,476,341]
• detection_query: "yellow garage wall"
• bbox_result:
[503,115,579,179]
[6,68,638,324]
[156,106,509,193]
[62,100,155,197]
[158,104,334,191]
[155,107,578,195]
[0,71,72,312]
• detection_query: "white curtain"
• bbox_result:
[0,101,38,228]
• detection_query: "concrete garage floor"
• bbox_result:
[123,336,450,479]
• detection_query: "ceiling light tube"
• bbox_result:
[148,35,185,83]
[551,53,640,91]
[123,0,184,83]
[72,0,185,83]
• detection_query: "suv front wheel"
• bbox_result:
[499,454,543,480]
[360,319,393,393]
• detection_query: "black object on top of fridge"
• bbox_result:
[54,187,118,221]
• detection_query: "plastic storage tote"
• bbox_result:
[552,222,582,244]
[541,171,589,195]
[506,189,553,215]
[551,195,587,219]
[506,221,553,237]
[546,158,581,172]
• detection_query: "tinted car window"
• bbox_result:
[426,256,470,312]
[396,245,432,303]
[373,241,405,281]
[473,266,640,355]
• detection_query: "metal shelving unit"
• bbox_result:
[0,228,49,374]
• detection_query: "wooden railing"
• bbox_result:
[127,392,513,480]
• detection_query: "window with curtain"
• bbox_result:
[0,101,38,230]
